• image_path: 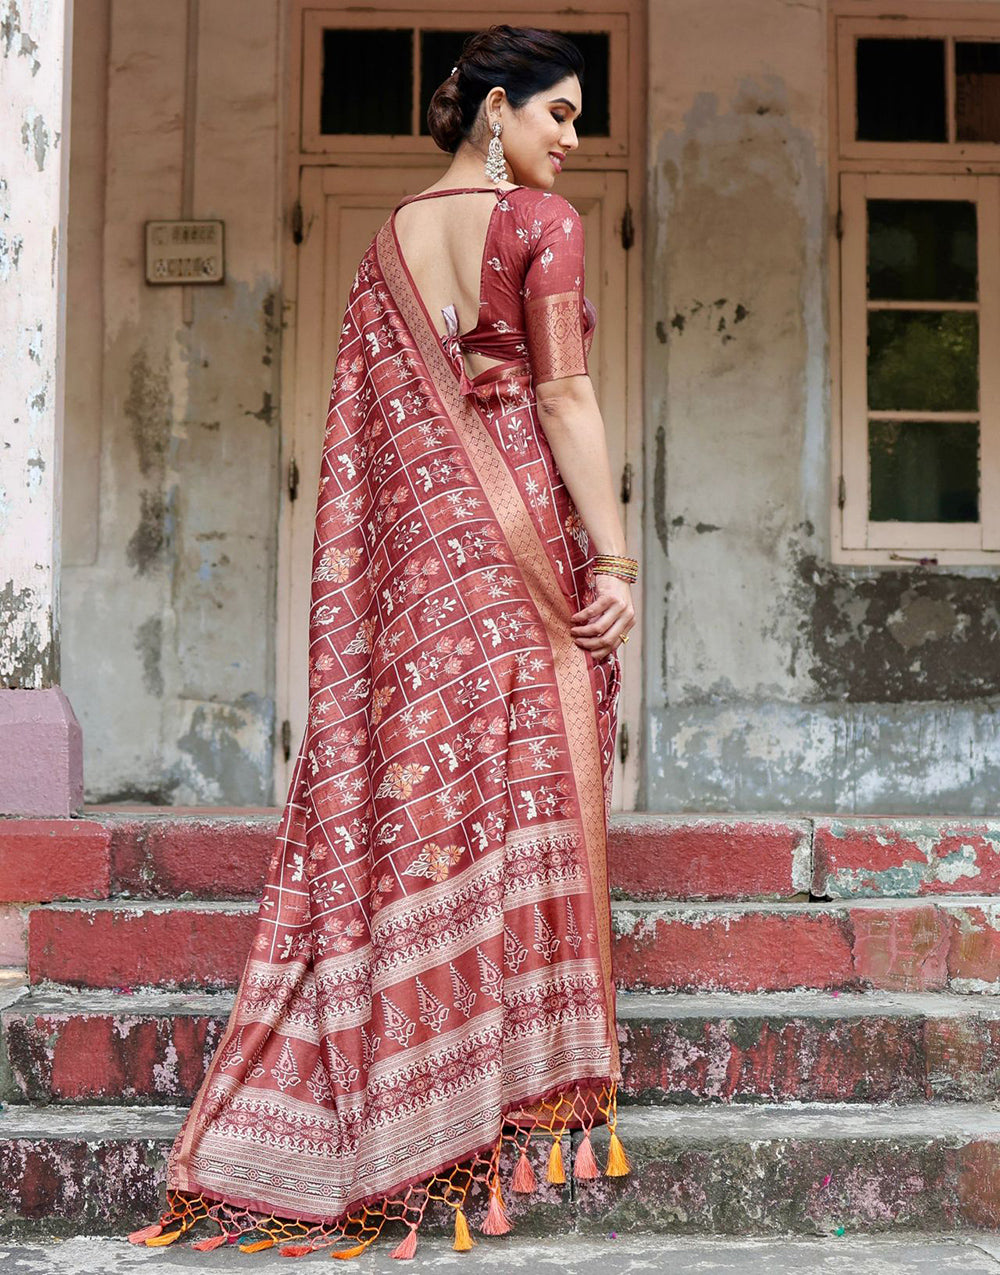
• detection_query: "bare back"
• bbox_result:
[392,187,518,379]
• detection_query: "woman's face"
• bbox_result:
[493,74,582,189]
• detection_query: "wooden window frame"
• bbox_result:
[831,3,1000,564]
[300,8,629,158]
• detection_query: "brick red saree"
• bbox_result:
[134,186,628,1258]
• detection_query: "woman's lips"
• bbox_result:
[549,153,563,172]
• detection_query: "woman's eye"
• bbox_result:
[553,114,565,124]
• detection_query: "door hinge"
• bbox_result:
[618,720,629,765]
[621,461,633,504]
[288,456,300,503]
[281,718,292,762]
[835,207,844,241]
[620,203,634,251]
[292,200,304,245]
[838,474,846,509]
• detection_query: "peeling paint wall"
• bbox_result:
[0,0,72,689]
[644,0,1000,814]
[59,0,281,804]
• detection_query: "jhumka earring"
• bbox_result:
[485,119,508,184]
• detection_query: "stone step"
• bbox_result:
[6,986,1000,1108]
[27,896,1000,994]
[2,1101,999,1236]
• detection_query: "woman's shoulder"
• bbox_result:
[503,185,581,223]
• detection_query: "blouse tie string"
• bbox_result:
[440,304,479,398]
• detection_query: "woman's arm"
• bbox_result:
[536,373,635,659]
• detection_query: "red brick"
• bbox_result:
[0,820,110,904]
[946,905,1000,987]
[850,905,950,992]
[612,907,856,993]
[608,816,808,901]
[4,1006,225,1103]
[957,1140,1000,1227]
[105,814,278,899]
[28,904,255,990]
[814,820,1000,898]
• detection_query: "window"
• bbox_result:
[833,13,1000,562]
[301,11,627,156]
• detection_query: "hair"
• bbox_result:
[426,25,584,154]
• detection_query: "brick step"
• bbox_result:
[2,1101,1000,1236]
[7,812,1000,907]
[7,986,1000,1108]
[27,897,1000,993]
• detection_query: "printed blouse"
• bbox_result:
[434,185,597,393]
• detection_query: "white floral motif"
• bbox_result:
[476,946,503,1001]
[416,977,450,1033]
[532,905,560,963]
[450,963,478,1017]
[503,924,529,973]
[381,993,415,1047]
[271,1038,301,1091]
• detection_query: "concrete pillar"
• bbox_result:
[0,0,82,815]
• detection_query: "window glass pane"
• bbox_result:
[869,420,979,521]
[322,29,412,135]
[957,41,1000,142]
[868,200,977,301]
[419,29,609,137]
[868,311,978,411]
[856,38,946,141]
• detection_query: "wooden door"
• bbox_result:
[277,165,633,804]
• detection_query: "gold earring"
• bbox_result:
[485,119,508,184]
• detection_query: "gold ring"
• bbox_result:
[620,633,629,645]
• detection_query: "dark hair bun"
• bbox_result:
[424,26,584,156]
[427,74,465,154]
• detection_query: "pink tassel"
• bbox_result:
[480,1189,512,1235]
[511,1149,537,1193]
[128,1224,163,1244]
[573,1132,600,1179]
[192,1235,229,1252]
[390,1226,418,1259]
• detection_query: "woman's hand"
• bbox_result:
[570,575,635,660]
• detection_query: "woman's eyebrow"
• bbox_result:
[550,96,581,115]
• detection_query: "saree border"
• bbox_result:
[377,216,620,1082]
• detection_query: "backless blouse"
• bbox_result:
[393,184,597,396]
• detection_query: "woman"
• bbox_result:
[131,24,637,1260]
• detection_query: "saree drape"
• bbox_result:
[133,186,628,1259]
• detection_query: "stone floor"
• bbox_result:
[2,1235,1000,1273]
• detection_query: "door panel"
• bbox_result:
[278,166,630,803]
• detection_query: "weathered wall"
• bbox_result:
[644,0,1000,814]
[60,0,282,803]
[0,0,73,688]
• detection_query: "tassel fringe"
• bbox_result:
[128,1224,162,1244]
[511,1148,537,1193]
[331,1241,370,1259]
[389,1226,418,1259]
[605,1128,631,1177]
[547,1137,566,1184]
[191,1234,228,1251]
[127,1080,627,1258]
[573,1132,600,1179]
[453,1206,474,1251]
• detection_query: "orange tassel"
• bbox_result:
[331,1241,369,1259]
[280,1242,316,1256]
[192,1234,229,1251]
[453,1206,474,1251]
[145,1229,183,1247]
[547,1137,566,1184]
[390,1226,418,1259]
[511,1148,537,1193]
[573,1132,599,1179]
[604,1128,631,1177]
[239,1239,275,1252]
[480,1189,512,1235]
[128,1224,162,1244]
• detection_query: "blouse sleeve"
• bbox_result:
[523,197,589,384]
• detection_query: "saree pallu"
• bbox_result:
[132,209,627,1260]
